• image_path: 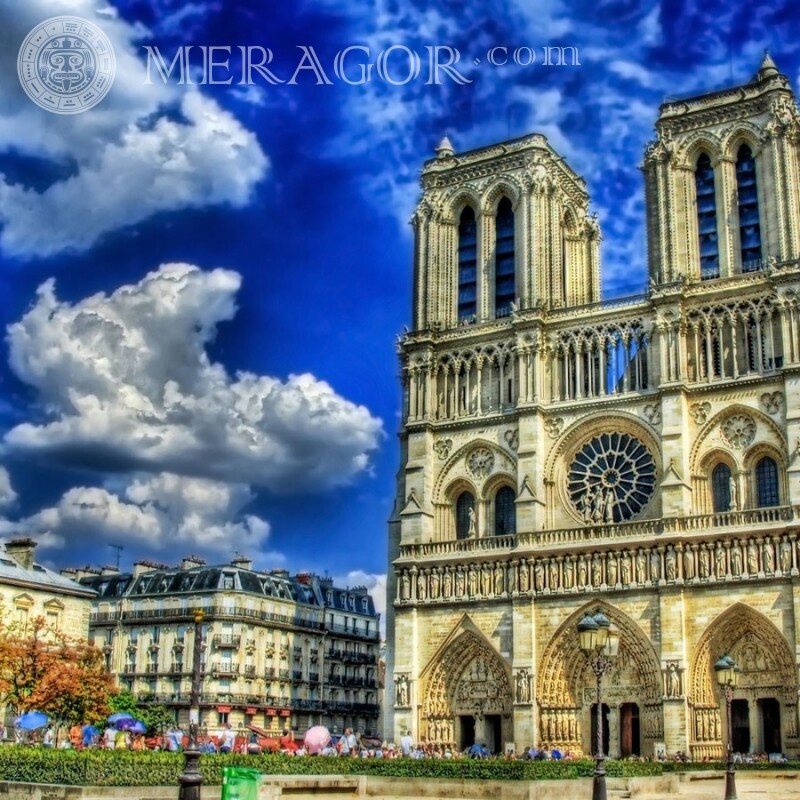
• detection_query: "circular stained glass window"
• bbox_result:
[568,433,656,523]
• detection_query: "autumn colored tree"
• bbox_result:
[0,616,115,724]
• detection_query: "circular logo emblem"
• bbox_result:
[17,16,115,114]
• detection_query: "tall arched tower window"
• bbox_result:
[736,144,762,271]
[457,207,477,324]
[494,486,516,536]
[495,197,515,318]
[695,153,719,280]
[456,491,475,539]
[711,463,732,512]
[755,456,779,508]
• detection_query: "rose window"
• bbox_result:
[568,433,656,523]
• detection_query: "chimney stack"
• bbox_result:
[5,538,37,570]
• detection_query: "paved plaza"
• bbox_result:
[640,772,800,799]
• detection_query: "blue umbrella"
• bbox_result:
[15,711,48,730]
[108,712,134,724]
[130,720,147,734]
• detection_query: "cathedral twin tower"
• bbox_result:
[386,55,800,759]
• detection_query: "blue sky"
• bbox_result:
[0,0,798,619]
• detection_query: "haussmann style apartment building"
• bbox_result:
[386,55,800,760]
[70,555,381,737]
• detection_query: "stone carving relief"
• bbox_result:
[544,417,564,438]
[434,438,453,460]
[504,429,519,451]
[643,403,662,425]
[721,414,756,449]
[690,401,711,425]
[760,391,783,415]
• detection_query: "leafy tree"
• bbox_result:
[108,691,175,734]
[0,616,114,724]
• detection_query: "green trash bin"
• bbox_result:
[221,766,262,800]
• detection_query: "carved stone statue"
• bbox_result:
[747,541,759,574]
[417,572,427,601]
[636,550,647,583]
[563,558,575,589]
[468,507,477,537]
[592,556,602,587]
[455,569,465,597]
[607,553,618,585]
[494,563,505,595]
[604,488,615,524]
[534,561,545,591]
[763,541,775,574]
[430,570,440,599]
[396,675,409,707]
[699,547,710,579]
[715,544,726,578]
[519,560,530,592]
[683,547,695,580]
[780,539,792,573]
[650,550,661,581]
[667,663,680,698]
[665,547,677,581]
[549,560,559,590]
[578,557,588,587]
[515,670,530,704]
[729,476,739,511]
[400,572,411,600]
[591,486,605,524]
[730,544,743,577]
[621,552,631,585]
[468,567,478,596]
[443,569,452,598]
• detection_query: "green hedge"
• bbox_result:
[0,748,734,786]
[663,759,800,773]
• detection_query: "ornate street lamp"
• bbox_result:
[715,654,740,800]
[178,609,205,800]
[577,611,620,800]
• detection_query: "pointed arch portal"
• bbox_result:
[689,603,798,760]
[421,628,512,752]
[537,602,663,757]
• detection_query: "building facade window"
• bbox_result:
[457,207,478,323]
[494,485,516,535]
[695,153,719,279]
[495,197,515,318]
[755,456,779,507]
[736,144,762,270]
[711,463,732,512]
[455,491,475,539]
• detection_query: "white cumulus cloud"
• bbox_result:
[18,472,271,559]
[0,467,17,510]
[5,264,384,490]
[0,0,267,258]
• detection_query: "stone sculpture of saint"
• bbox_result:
[603,488,615,523]
[591,486,605,524]
[468,507,477,538]
[747,541,759,574]
[667,663,680,698]
[730,544,742,577]
[606,553,618,585]
[620,553,631,585]
[665,548,677,581]
[763,542,774,574]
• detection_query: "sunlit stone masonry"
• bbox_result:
[386,54,800,760]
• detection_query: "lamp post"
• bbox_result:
[178,609,205,800]
[577,611,620,800]
[714,654,740,800]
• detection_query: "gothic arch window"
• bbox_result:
[457,206,477,324]
[695,153,719,280]
[736,144,762,271]
[755,456,779,508]
[495,197,515,318]
[455,491,475,539]
[494,485,516,536]
[711,463,732,512]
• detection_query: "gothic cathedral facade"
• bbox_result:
[386,56,800,760]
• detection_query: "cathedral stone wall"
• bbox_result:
[386,56,800,760]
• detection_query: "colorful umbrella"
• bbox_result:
[115,716,139,730]
[15,711,48,730]
[130,720,147,734]
[108,712,134,724]
[303,725,331,755]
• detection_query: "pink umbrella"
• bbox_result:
[303,725,331,755]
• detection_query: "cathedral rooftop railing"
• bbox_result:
[396,505,796,561]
